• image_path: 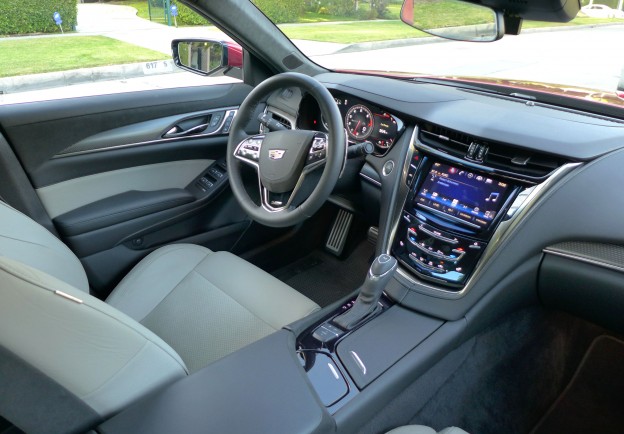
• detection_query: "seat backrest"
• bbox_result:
[0,201,88,291]
[0,203,188,433]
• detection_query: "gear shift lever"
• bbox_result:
[333,254,397,331]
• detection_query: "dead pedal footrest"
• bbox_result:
[325,209,353,256]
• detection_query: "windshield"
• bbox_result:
[254,0,624,96]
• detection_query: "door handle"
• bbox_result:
[163,122,209,138]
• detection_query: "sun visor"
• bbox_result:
[482,0,580,22]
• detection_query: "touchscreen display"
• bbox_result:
[415,162,511,230]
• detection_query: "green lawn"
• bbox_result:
[281,16,624,44]
[0,36,169,78]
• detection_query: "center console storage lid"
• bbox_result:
[99,330,333,434]
[336,305,443,389]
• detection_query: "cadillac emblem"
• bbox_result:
[269,149,286,160]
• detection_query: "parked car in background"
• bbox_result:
[581,3,624,18]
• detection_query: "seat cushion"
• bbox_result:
[107,244,320,372]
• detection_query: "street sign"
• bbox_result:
[170,4,178,17]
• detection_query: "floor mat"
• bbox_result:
[272,241,374,307]
[531,335,624,434]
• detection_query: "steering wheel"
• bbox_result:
[227,72,347,227]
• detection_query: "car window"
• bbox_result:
[0,1,241,105]
[252,0,624,103]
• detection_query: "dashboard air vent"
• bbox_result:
[419,123,568,179]
[270,112,293,130]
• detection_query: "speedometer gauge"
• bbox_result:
[346,104,374,140]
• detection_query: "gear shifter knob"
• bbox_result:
[333,254,397,331]
[370,254,396,276]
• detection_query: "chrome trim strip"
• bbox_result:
[54,108,238,159]
[327,363,341,380]
[384,127,419,256]
[388,133,582,299]
[349,351,367,375]
[54,290,83,304]
[359,173,381,187]
[542,249,624,274]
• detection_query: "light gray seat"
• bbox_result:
[387,426,469,434]
[0,201,319,432]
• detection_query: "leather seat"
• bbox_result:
[387,426,469,434]
[0,201,319,432]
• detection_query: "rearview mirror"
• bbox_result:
[401,0,504,42]
[172,39,242,77]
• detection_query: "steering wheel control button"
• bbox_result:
[236,137,263,163]
[382,160,395,176]
[307,134,328,164]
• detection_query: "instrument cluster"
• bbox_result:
[297,91,404,156]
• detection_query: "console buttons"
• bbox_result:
[208,168,224,179]
[313,323,344,343]
[418,223,459,245]
[209,112,224,128]
[467,143,478,160]
[468,241,484,250]
[394,214,489,285]
[222,117,233,133]
[199,177,214,188]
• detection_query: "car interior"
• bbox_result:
[1,0,624,433]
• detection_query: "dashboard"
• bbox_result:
[264,71,624,321]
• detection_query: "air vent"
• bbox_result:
[419,123,569,179]
[269,111,293,130]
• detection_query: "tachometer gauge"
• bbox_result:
[346,104,374,140]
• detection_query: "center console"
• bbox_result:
[392,148,526,289]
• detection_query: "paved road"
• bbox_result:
[311,25,624,92]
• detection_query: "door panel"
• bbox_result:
[0,84,252,187]
[0,83,258,296]
[37,159,212,218]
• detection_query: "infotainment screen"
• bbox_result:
[415,162,511,230]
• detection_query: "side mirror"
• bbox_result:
[400,0,504,42]
[171,39,242,77]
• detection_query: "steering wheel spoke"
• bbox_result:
[227,72,346,227]
[234,134,264,168]
[260,185,295,212]
[304,132,328,171]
